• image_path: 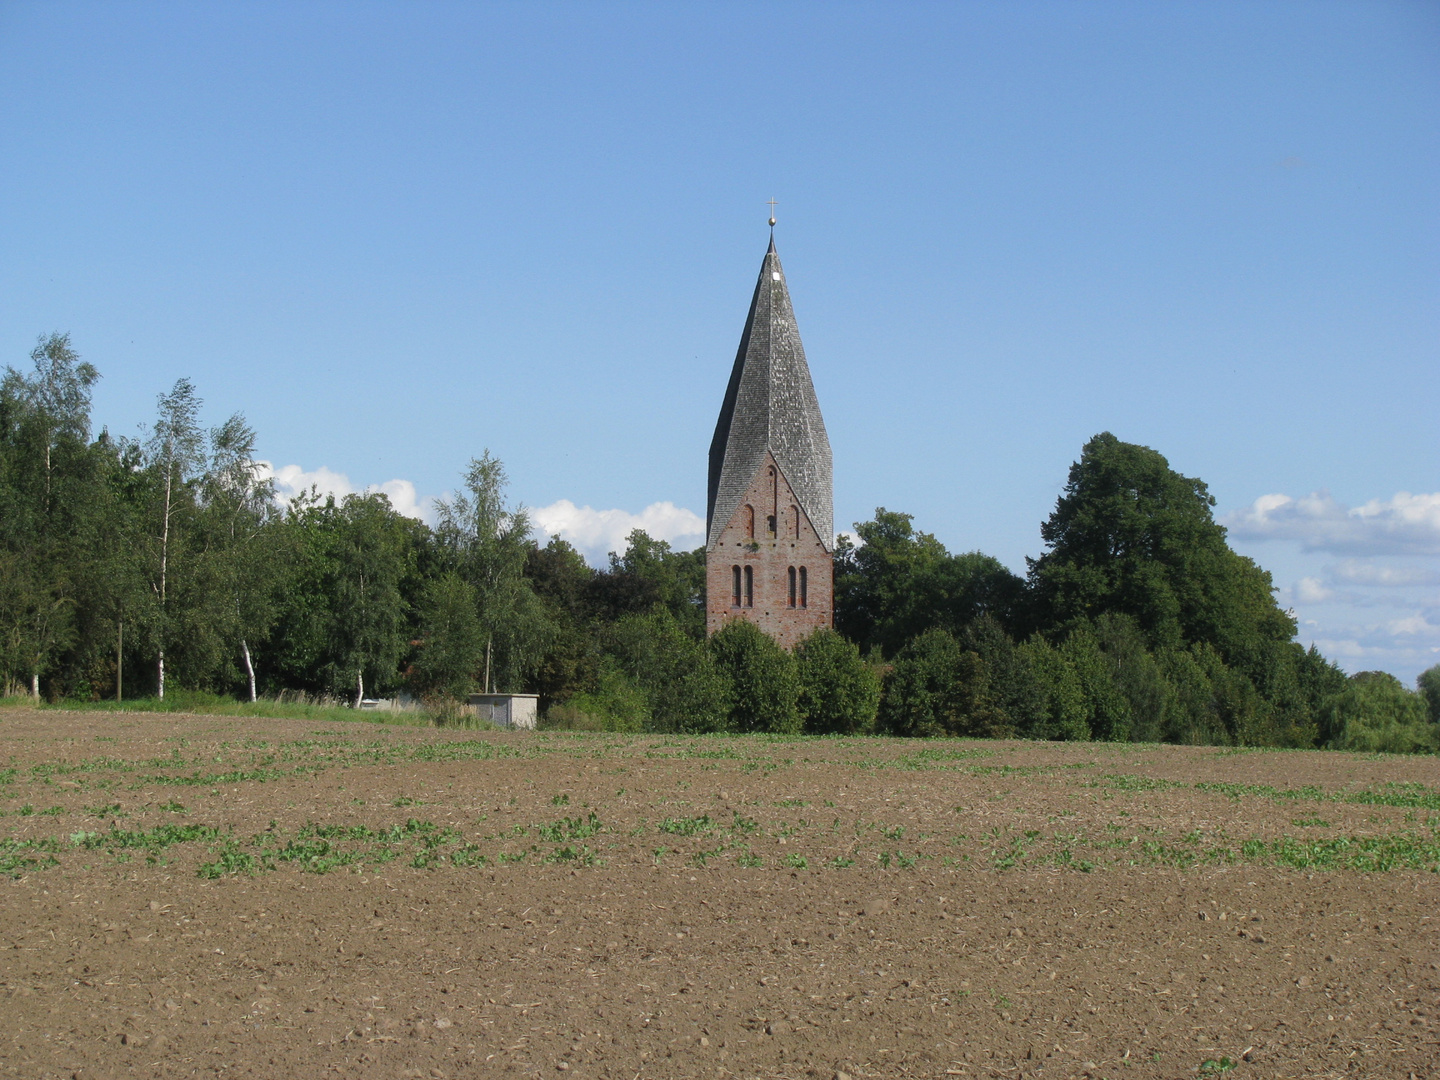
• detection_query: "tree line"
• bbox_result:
[3,334,1437,752]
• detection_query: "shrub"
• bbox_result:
[545,660,649,733]
[607,609,730,733]
[877,628,1003,738]
[1057,629,1122,741]
[1419,664,1440,725]
[795,628,880,735]
[1155,646,1223,745]
[1319,672,1438,754]
[1016,636,1090,741]
[963,615,1041,736]
[709,619,800,734]
[408,572,485,699]
[425,695,498,730]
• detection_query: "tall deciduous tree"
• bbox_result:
[0,334,101,696]
[84,435,150,701]
[589,530,706,637]
[409,571,485,700]
[2,333,100,516]
[330,493,415,703]
[524,536,599,706]
[200,413,281,701]
[433,452,552,693]
[142,379,206,700]
[835,509,1024,658]
[1027,433,1296,675]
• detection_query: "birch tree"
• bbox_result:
[1,333,100,517]
[331,493,411,704]
[201,413,279,701]
[144,379,205,700]
[433,451,552,693]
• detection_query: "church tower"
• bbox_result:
[706,233,834,647]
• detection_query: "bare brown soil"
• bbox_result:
[0,708,1436,1080]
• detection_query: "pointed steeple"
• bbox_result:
[707,238,833,551]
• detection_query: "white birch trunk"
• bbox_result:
[241,638,256,703]
[356,669,364,707]
[30,672,39,699]
[157,460,172,701]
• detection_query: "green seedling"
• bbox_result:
[538,812,602,842]
[1199,1058,1237,1074]
[659,814,713,836]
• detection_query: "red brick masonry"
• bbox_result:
[706,451,832,647]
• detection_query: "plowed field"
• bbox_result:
[0,709,1436,1080]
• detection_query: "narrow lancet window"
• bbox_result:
[788,567,797,607]
[744,505,755,539]
[743,565,754,608]
[799,566,808,608]
[731,565,742,607]
[792,505,801,538]
[768,467,778,536]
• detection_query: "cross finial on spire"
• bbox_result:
[767,197,778,228]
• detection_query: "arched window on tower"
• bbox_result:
[787,567,797,607]
[731,565,742,608]
[767,467,778,537]
[743,565,754,608]
[791,505,801,538]
[799,566,808,608]
[744,505,755,539]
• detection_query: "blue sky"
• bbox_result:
[2,2,1437,682]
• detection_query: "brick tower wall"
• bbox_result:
[705,453,833,648]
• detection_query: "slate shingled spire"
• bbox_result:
[707,237,833,552]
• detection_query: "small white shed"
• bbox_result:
[467,693,539,730]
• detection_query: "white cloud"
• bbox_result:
[1299,611,1440,681]
[1386,614,1439,638]
[253,469,706,561]
[1223,490,1440,555]
[264,463,353,501]
[1327,559,1440,587]
[1247,513,1440,679]
[259,463,438,523]
[1275,557,1440,618]
[1294,576,1334,604]
[532,500,706,565]
[371,479,430,520]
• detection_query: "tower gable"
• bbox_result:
[705,452,833,647]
